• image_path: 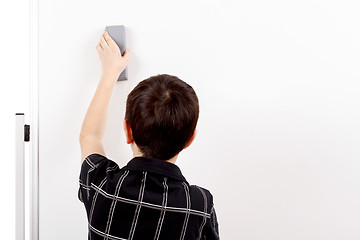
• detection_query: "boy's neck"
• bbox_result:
[131,143,178,164]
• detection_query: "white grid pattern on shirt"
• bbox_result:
[89,177,108,227]
[153,177,168,240]
[106,165,119,173]
[89,183,210,218]
[104,170,130,239]
[128,171,147,240]
[211,205,217,229]
[196,186,208,240]
[88,223,127,240]
[179,182,191,240]
[86,157,100,200]
[81,156,215,239]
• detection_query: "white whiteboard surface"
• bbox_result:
[38,0,360,239]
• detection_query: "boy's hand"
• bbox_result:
[96,31,130,79]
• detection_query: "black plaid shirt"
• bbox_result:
[78,153,220,240]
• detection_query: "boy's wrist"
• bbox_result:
[102,69,121,77]
[99,72,119,87]
[102,67,125,80]
[102,65,125,76]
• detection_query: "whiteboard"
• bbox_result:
[38,0,360,239]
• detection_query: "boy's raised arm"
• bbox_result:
[79,31,130,164]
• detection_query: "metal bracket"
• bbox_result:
[24,124,30,142]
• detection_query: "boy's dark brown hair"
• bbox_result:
[125,74,199,160]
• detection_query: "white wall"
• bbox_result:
[4,0,360,239]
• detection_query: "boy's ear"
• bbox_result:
[184,129,197,149]
[123,119,134,144]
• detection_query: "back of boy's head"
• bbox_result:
[125,74,199,160]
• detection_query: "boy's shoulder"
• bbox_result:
[186,184,215,214]
[188,185,214,199]
[80,153,215,204]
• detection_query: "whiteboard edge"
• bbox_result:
[29,0,39,239]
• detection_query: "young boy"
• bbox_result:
[78,31,219,240]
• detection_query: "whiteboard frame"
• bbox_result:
[15,114,25,240]
[29,0,39,239]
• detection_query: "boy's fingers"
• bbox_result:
[104,31,117,49]
[97,41,104,50]
[96,44,103,52]
[100,35,109,49]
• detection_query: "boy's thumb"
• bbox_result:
[122,49,130,60]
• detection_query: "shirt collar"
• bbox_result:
[124,157,188,183]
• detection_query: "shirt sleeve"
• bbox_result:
[78,153,118,207]
[203,204,220,239]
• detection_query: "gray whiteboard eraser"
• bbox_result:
[105,25,128,81]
